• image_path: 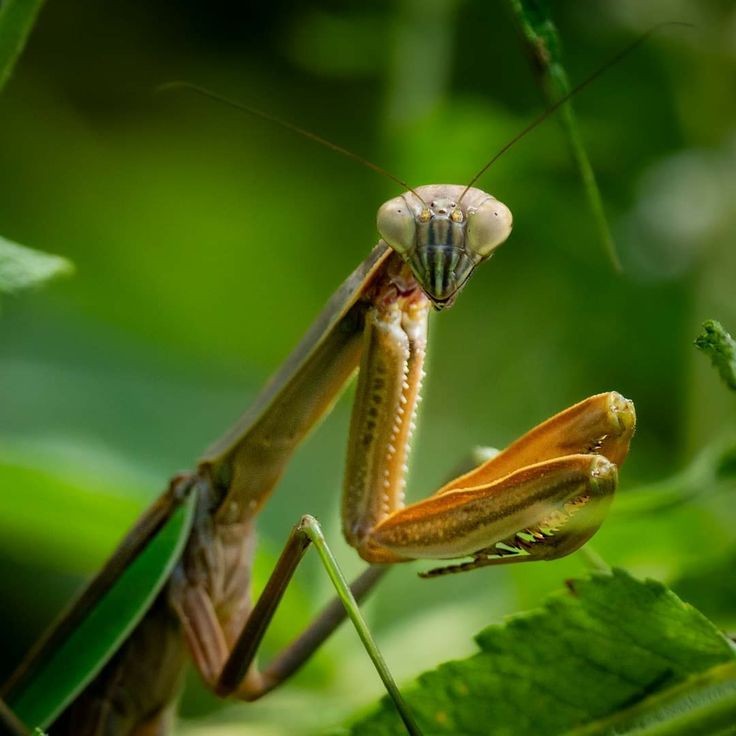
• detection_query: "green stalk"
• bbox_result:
[0,0,46,93]
[506,0,621,271]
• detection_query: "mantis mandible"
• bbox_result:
[2,48,641,736]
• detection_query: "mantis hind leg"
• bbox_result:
[170,517,419,735]
[0,698,27,736]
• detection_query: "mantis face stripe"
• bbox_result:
[377,184,513,308]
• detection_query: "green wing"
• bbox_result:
[3,489,196,731]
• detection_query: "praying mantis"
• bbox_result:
[0,38,645,736]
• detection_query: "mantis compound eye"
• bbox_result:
[465,198,513,258]
[377,197,416,255]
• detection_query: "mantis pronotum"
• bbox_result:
[1,35,645,736]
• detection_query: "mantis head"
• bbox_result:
[377,184,513,309]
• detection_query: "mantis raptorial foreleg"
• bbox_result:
[365,393,634,574]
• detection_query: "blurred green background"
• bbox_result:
[1,0,735,733]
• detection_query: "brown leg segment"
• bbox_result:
[0,698,28,736]
[170,521,387,701]
[255,564,387,697]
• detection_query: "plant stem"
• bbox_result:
[0,0,46,93]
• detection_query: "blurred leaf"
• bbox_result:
[0,235,73,299]
[0,455,145,572]
[506,0,620,271]
[0,0,45,92]
[695,320,736,392]
[613,436,736,518]
[6,491,196,731]
[349,569,736,735]
[286,9,387,78]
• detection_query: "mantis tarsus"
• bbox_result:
[1,42,643,736]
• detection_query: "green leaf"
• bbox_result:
[0,235,73,298]
[695,320,736,392]
[0,455,148,573]
[6,491,196,730]
[349,569,736,735]
[0,0,45,93]
[506,0,620,271]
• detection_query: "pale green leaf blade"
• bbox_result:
[0,0,45,93]
[0,235,73,297]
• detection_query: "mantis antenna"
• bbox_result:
[160,24,689,210]
[458,22,693,203]
[157,81,430,208]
